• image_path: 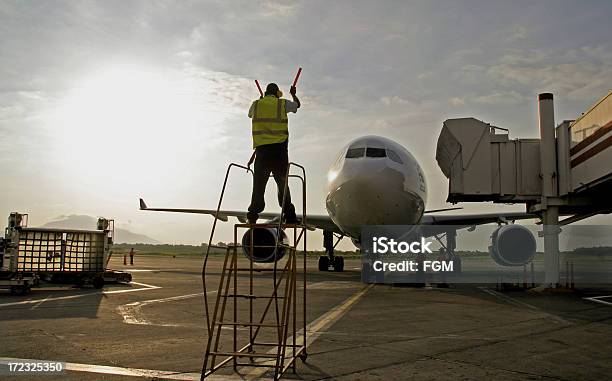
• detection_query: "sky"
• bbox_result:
[1,0,611,248]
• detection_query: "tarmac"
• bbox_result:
[1,254,612,380]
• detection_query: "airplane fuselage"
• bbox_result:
[325,135,428,239]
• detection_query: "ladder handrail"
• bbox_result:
[271,161,307,374]
[202,163,251,334]
[202,161,307,334]
[201,160,308,380]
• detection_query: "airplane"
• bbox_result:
[139,135,538,272]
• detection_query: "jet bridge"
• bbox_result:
[436,118,541,203]
[436,91,612,286]
[437,91,612,211]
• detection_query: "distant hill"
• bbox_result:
[41,215,160,244]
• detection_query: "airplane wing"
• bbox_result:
[139,198,343,234]
[421,211,537,226]
[140,198,536,237]
[418,211,539,237]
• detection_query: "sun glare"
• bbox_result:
[50,65,223,193]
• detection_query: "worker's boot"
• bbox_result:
[283,204,298,224]
[246,210,258,225]
[284,213,298,225]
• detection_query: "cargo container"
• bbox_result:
[1,213,129,292]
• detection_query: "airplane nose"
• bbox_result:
[326,171,424,237]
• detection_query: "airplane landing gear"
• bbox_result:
[320,231,344,272]
[317,254,344,272]
[333,256,344,272]
[318,255,329,271]
[432,229,460,287]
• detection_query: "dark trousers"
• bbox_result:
[247,143,297,222]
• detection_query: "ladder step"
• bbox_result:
[235,362,278,368]
[234,268,284,272]
[217,321,285,327]
[210,351,279,358]
[227,294,286,299]
[252,342,304,347]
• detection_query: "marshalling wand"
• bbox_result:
[254,79,263,97]
[292,67,302,87]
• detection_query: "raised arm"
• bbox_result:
[290,86,300,109]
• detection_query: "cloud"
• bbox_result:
[486,57,612,100]
[183,64,255,110]
[417,71,435,81]
[448,92,526,107]
[0,103,26,121]
[380,96,411,106]
[449,97,465,107]
[498,49,547,65]
[506,26,528,42]
[175,50,193,59]
[450,44,612,103]
[472,91,527,105]
[260,0,300,17]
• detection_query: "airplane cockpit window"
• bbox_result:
[366,147,386,158]
[346,147,365,158]
[387,149,403,164]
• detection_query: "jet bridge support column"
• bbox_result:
[538,93,560,287]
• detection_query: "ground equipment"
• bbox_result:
[0,212,131,292]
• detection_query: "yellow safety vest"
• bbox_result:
[251,95,288,148]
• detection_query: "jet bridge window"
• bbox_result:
[387,150,403,164]
[346,148,365,158]
[366,147,386,158]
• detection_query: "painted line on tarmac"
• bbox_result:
[0,282,160,308]
[479,287,538,310]
[104,281,161,294]
[123,269,185,272]
[479,287,571,324]
[309,330,493,341]
[308,281,361,290]
[117,291,214,326]
[0,357,237,381]
[29,294,51,310]
[305,283,375,336]
[583,295,612,306]
[244,283,375,378]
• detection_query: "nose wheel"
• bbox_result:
[318,255,344,272]
[320,230,345,272]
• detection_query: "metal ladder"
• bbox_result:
[200,162,308,380]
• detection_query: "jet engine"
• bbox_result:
[241,227,288,263]
[489,224,536,266]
